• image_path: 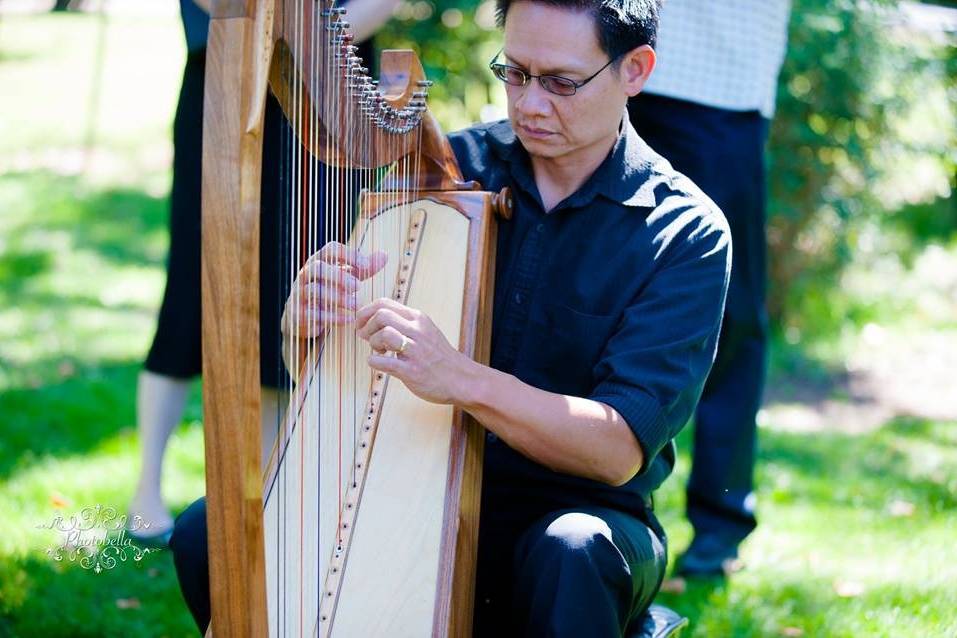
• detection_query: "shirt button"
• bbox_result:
[536,223,544,232]
[486,432,497,443]
[514,292,524,304]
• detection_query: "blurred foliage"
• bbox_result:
[378,0,503,131]
[379,0,957,339]
[766,0,956,333]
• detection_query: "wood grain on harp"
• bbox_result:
[201,1,510,636]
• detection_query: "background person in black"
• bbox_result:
[127,0,398,545]
[172,0,732,635]
[627,1,791,576]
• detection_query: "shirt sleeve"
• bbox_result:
[589,204,732,475]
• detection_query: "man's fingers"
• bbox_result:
[314,243,388,281]
[300,260,360,292]
[356,297,418,332]
[316,240,353,263]
[365,326,408,354]
[295,282,358,311]
[283,305,355,338]
[351,249,388,280]
[356,304,417,339]
[367,352,406,377]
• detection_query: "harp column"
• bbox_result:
[201,1,275,636]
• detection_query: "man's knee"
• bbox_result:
[511,511,645,636]
[169,497,210,635]
[516,511,628,582]
[169,497,207,562]
[544,512,615,552]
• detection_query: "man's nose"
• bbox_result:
[514,79,552,118]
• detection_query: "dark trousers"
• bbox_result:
[168,498,210,633]
[628,93,768,548]
[169,498,666,637]
[473,500,667,638]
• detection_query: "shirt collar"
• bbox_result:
[484,111,661,211]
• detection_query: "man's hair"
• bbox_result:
[495,0,662,61]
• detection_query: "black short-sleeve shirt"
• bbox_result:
[447,116,732,518]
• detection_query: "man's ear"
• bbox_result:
[618,45,656,97]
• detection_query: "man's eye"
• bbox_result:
[542,76,577,95]
[505,68,527,84]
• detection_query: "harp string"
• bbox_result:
[265,1,431,629]
[295,0,303,631]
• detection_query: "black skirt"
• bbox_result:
[145,51,293,389]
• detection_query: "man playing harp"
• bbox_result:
[171,0,731,635]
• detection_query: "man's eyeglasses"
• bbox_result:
[488,49,618,97]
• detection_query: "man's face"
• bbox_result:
[502,1,629,164]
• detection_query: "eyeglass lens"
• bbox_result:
[492,64,578,96]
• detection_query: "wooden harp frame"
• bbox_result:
[200,0,511,636]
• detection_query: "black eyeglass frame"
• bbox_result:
[488,49,620,96]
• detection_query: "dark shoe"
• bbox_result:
[127,526,172,548]
[674,534,742,578]
[126,513,173,548]
[626,604,689,638]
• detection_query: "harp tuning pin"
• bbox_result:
[412,91,428,98]
[417,80,434,87]
[340,21,351,29]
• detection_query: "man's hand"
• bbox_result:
[281,242,387,340]
[355,298,477,405]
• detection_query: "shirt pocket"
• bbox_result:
[519,302,620,396]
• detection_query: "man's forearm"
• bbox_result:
[458,363,644,487]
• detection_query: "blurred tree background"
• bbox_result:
[766,0,956,337]
[1,0,955,636]
[378,0,957,344]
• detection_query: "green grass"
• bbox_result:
[1,9,956,638]
[655,418,957,637]
[0,9,202,637]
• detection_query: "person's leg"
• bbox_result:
[628,94,768,571]
[131,52,206,540]
[128,371,190,536]
[169,497,210,635]
[508,508,666,638]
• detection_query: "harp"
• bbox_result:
[200,0,511,636]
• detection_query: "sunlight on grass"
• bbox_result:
[0,12,182,168]
[651,418,957,637]
[0,421,204,554]
[2,6,956,638]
